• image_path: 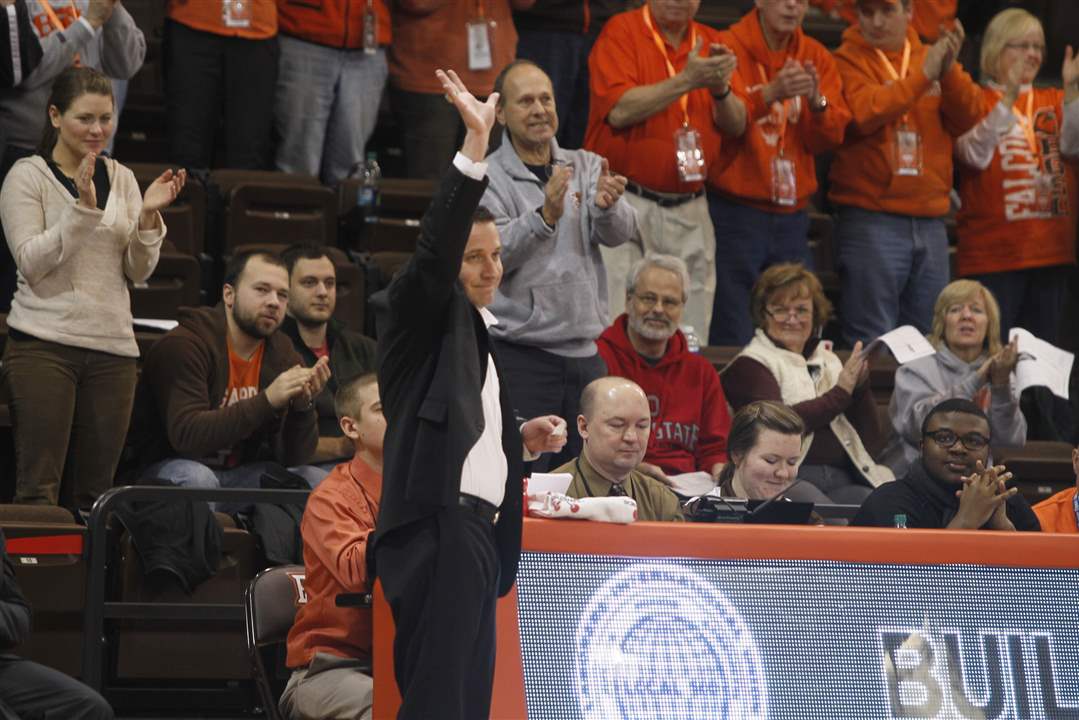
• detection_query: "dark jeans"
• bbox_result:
[376,509,499,720]
[0,655,113,719]
[0,144,33,312]
[1,336,136,510]
[164,19,278,169]
[708,193,812,346]
[514,29,596,150]
[971,265,1070,348]
[491,340,606,471]
[389,85,501,180]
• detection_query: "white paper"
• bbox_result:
[133,318,179,332]
[666,471,716,498]
[866,325,936,364]
[1010,328,1073,400]
[528,472,572,496]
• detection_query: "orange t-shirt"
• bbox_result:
[829,24,985,217]
[808,0,956,41]
[167,0,277,40]
[278,0,390,49]
[583,6,722,194]
[709,9,851,213]
[221,341,265,409]
[1032,487,1078,533]
[956,86,1079,276]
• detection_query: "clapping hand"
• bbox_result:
[764,59,815,105]
[955,461,1017,530]
[1063,45,1079,95]
[682,38,739,92]
[542,163,573,226]
[594,158,627,210]
[75,151,97,209]
[139,168,186,230]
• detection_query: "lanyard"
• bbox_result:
[757,63,789,155]
[1073,488,1078,530]
[874,40,912,125]
[38,0,78,33]
[642,4,694,126]
[474,0,485,20]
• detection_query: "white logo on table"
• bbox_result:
[575,563,767,720]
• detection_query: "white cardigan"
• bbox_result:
[0,155,165,358]
[737,329,894,488]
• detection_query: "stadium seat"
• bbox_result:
[126,163,208,258]
[224,183,338,253]
[129,250,201,321]
[244,564,307,720]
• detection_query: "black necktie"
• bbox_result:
[608,483,627,497]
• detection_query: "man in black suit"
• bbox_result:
[371,68,567,720]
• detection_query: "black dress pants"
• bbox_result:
[376,507,500,719]
[164,20,277,170]
[0,654,113,719]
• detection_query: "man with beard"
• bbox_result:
[280,245,377,467]
[852,398,1040,530]
[482,59,638,470]
[596,254,730,484]
[129,251,331,492]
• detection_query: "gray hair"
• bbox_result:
[625,254,690,303]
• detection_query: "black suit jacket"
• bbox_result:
[371,165,524,597]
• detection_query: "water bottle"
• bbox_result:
[681,325,701,354]
[356,151,381,224]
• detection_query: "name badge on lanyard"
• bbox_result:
[873,42,923,177]
[643,6,706,182]
[363,0,378,54]
[771,155,797,206]
[222,0,253,29]
[467,1,493,71]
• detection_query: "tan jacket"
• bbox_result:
[737,330,893,487]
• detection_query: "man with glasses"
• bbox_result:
[597,254,731,485]
[483,59,639,469]
[853,398,1040,530]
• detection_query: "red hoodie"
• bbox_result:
[598,315,730,474]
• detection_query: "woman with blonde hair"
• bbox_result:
[721,262,893,504]
[954,7,1079,346]
[881,279,1025,476]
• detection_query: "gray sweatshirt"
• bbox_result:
[881,345,1027,477]
[482,131,638,357]
[0,2,146,151]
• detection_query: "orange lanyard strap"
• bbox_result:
[1015,89,1038,157]
[642,4,694,126]
[874,40,913,125]
[757,63,789,153]
[38,0,69,33]
[475,0,485,20]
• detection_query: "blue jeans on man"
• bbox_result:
[835,206,949,347]
[708,193,812,346]
[141,459,328,513]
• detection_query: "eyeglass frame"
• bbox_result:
[763,304,813,322]
[923,429,991,451]
[1003,41,1046,53]
[630,292,684,311]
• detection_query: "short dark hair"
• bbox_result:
[223,250,287,288]
[335,372,379,421]
[492,59,543,108]
[472,206,496,224]
[921,398,991,437]
[281,243,330,277]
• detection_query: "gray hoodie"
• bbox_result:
[0,2,146,151]
[881,345,1027,477]
[482,131,638,357]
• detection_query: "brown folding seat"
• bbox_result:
[111,512,258,681]
[129,250,201,321]
[0,505,86,677]
[126,163,208,258]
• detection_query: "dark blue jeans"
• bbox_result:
[708,193,811,346]
[514,29,596,150]
[971,265,1070,347]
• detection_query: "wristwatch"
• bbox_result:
[712,84,732,102]
[811,95,828,113]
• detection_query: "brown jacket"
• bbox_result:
[128,304,317,474]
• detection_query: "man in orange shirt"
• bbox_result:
[585,0,734,340]
[280,373,384,720]
[708,0,851,347]
[829,0,983,346]
[1032,445,1079,533]
[809,0,957,42]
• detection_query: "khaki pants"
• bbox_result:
[280,652,372,720]
[600,192,715,336]
[2,335,136,510]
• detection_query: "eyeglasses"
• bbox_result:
[632,293,684,311]
[765,305,812,321]
[924,429,990,451]
[1004,42,1045,53]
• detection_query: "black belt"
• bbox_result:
[458,493,500,524]
[625,180,704,208]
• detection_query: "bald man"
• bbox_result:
[554,377,684,522]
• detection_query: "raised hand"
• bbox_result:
[594,158,627,210]
[436,68,498,161]
[1063,45,1079,89]
[75,152,97,209]
[542,164,573,226]
[763,59,815,105]
[84,0,116,28]
[142,168,186,214]
[521,415,569,455]
[989,337,1019,385]
[680,37,739,92]
[836,341,867,394]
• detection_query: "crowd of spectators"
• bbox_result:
[0,0,1077,715]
